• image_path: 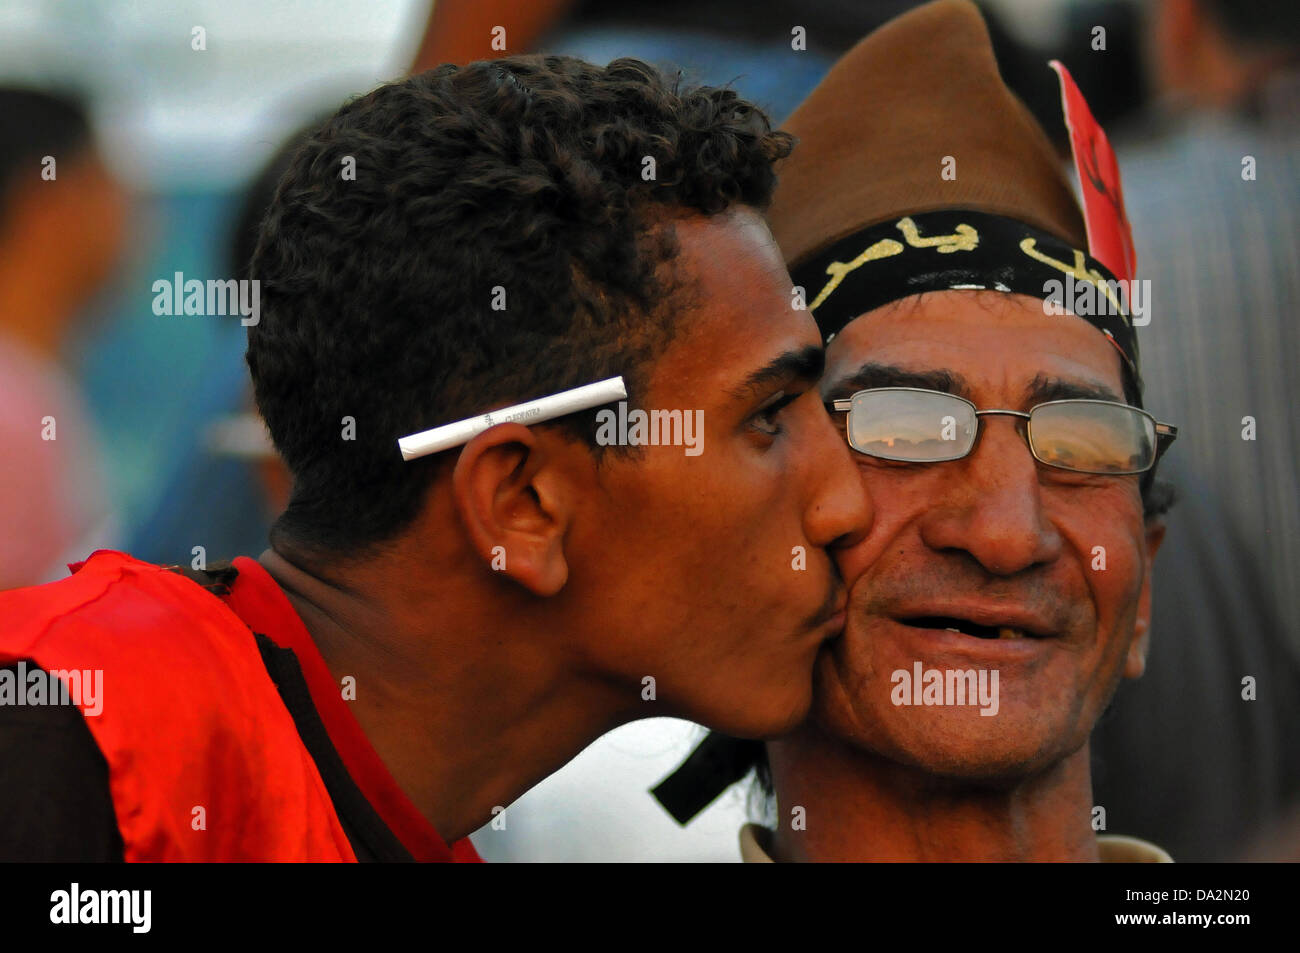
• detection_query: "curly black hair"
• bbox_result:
[247,55,794,558]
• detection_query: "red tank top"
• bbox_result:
[0,550,481,862]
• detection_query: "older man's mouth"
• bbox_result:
[900,615,1054,641]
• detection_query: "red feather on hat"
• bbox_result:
[1050,60,1136,283]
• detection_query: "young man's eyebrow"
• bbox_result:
[823,362,970,402]
[1025,374,1123,405]
[730,345,826,400]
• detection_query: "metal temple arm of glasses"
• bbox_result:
[1153,422,1178,463]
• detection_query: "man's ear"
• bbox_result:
[451,423,572,597]
[1124,518,1167,679]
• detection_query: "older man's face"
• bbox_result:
[815,290,1162,782]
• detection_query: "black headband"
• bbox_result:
[790,209,1141,394]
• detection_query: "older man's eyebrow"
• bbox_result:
[1025,374,1123,405]
[730,345,825,401]
[823,362,971,402]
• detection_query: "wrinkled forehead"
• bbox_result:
[823,290,1128,405]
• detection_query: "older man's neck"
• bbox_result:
[766,730,1100,862]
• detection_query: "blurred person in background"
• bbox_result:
[1089,0,1300,862]
[0,88,126,589]
[413,0,844,119]
[126,120,321,566]
[411,0,1151,132]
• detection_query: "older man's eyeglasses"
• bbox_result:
[829,387,1178,475]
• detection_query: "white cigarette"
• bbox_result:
[398,376,627,461]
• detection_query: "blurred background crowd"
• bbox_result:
[0,0,1296,862]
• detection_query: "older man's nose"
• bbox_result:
[917,416,1062,575]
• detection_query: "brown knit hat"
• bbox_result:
[765,0,1141,387]
[768,0,1086,269]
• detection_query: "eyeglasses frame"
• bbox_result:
[828,386,1178,475]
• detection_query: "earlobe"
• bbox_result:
[450,423,571,597]
[1124,520,1166,679]
[1124,617,1149,679]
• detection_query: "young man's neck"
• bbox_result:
[258,541,631,844]
[766,727,1100,862]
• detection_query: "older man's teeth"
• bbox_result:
[924,620,1033,640]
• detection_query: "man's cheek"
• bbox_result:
[833,539,875,588]
[1061,495,1146,597]
[1084,534,1146,614]
[831,503,913,583]
[814,650,884,746]
[1077,532,1148,693]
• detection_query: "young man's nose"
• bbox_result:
[805,407,873,552]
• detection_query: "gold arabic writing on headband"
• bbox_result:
[807,237,904,311]
[806,216,1129,329]
[807,216,975,310]
[1018,239,1129,326]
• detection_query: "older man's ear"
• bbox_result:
[1124,518,1167,679]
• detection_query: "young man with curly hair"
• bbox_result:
[0,56,868,861]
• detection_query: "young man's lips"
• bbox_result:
[822,608,847,634]
[815,599,849,637]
